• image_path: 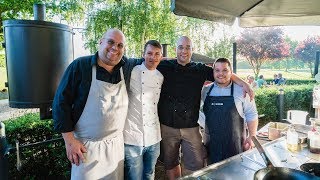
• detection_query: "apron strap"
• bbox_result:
[207,83,215,96]
[207,83,234,96]
[231,83,234,96]
[120,67,124,80]
[92,65,96,79]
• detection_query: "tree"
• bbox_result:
[0,0,91,67]
[206,35,235,60]
[0,0,90,33]
[237,27,290,78]
[175,17,234,60]
[294,36,320,77]
[284,36,299,71]
[83,0,177,57]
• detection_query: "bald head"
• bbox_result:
[102,28,126,44]
[98,28,126,69]
[176,36,192,48]
[176,36,193,66]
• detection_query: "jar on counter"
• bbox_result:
[310,131,320,154]
[287,125,299,152]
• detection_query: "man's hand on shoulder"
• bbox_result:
[242,82,254,101]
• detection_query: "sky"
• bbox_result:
[73,24,320,59]
[231,22,320,42]
[282,26,320,41]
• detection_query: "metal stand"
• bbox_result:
[0,122,9,180]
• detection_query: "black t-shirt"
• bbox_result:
[157,59,214,128]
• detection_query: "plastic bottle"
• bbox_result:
[307,119,317,148]
[287,125,299,152]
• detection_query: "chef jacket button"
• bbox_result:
[174,109,177,112]
[143,93,145,95]
[142,82,144,84]
[154,103,156,105]
[143,114,145,116]
[143,72,145,73]
[143,104,145,105]
[184,111,187,113]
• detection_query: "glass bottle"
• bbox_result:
[287,125,298,152]
[310,131,320,154]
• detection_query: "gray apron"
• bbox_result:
[71,66,128,180]
[203,83,245,164]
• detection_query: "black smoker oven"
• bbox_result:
[1,4,74,179]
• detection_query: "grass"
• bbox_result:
[0,67,314,91]
[0,67,7,91]
[237,68,313,81]
[0,67,8,100]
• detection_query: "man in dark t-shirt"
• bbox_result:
[157,36,253,179]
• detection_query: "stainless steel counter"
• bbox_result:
[181,137,320,179]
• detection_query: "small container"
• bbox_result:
[287,125,299,152]
[268,122,288,140]
[310,131,320,154]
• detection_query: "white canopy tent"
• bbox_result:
[171,0,320,27]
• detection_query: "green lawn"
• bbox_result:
[0,67,7,91]
[0,67,314,91]
[237,68,313,81]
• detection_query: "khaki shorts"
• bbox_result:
[160,124,206,171]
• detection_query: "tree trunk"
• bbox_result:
[309,63,313,77]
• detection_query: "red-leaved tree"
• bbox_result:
[294,36,320,77]
[237,27,290,77]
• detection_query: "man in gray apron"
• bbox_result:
[53,29,140,179]
[201,58,258,165]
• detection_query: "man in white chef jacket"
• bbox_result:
[123,40,164,180]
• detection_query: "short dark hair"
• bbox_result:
[144,40,162,53]
[214,58,232,69]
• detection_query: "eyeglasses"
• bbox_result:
[214,69,230,74]
[177,45,192,51]
[104,38,124,49]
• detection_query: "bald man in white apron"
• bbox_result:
[71,66,128,179]
[53,29,131,180]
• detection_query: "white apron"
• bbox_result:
[71,66,128,180]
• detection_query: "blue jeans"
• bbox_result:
[124,143,160,180]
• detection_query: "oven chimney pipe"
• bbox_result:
[162,44,169,57]
[33,3,46,21]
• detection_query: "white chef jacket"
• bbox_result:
[124,63,164,147]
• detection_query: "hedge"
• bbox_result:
[3,114,70,179]
[255,84,315,126]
